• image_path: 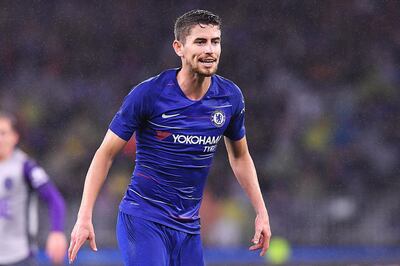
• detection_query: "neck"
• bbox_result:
[0,150,14,162]
[177,67,212,101]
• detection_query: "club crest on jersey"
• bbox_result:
[211,110,225,128]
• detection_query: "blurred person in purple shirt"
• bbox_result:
[0,111,67,266]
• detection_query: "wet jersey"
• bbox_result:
[110,69,245,234]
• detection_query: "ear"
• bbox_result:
[173,40,184,57]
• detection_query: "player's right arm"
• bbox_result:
[68,129,127,264]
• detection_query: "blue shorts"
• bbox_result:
[116,211,204,266]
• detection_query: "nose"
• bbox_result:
[204,42,214,54]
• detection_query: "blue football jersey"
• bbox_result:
[109,68,245,234]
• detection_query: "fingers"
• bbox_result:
[249,230,272,256]
[260,233,270,256]
[68,229,76,263]
[68,237,78,263]
[249,241,263,251]
[249,233,264,249]
[68,237,75,261]
[252,228,262,245]
[68,234,85,264]
[69,237,84,263]
[89,234,98,251]
[251,213,272,256]
[68,227,97,264]
[68,231,76,262]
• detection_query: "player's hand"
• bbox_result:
[46,231,68,265]
[249,212,271,256]
[68,219,97,264]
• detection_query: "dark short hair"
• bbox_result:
[174,9,221,43]
[0,111,18,132]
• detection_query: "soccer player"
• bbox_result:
[68,9,271,266]
[0,112,67,266]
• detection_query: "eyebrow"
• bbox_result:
[193,37,221,42]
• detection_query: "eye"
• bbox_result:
[195,40,206,45]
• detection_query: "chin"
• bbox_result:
[197,67,218,77]
[200,72,214,77]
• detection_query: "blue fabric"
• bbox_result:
[116,211,204,266]
[110,68,245,233]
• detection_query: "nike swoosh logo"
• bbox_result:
[162,113,180,119]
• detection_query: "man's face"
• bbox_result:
[0,118,19,160]
[175,24,221,76]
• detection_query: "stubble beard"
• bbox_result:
[192,62,218,77]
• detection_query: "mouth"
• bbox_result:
[198,58,217,67]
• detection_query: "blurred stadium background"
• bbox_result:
[1,0,399,265]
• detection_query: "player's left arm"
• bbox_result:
[25,161,67,264]
[224,136,271,256]
[37,182,68,265]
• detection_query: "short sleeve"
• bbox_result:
[23,160,50,189]
[109,85,150,141]
[224,87,246,141]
